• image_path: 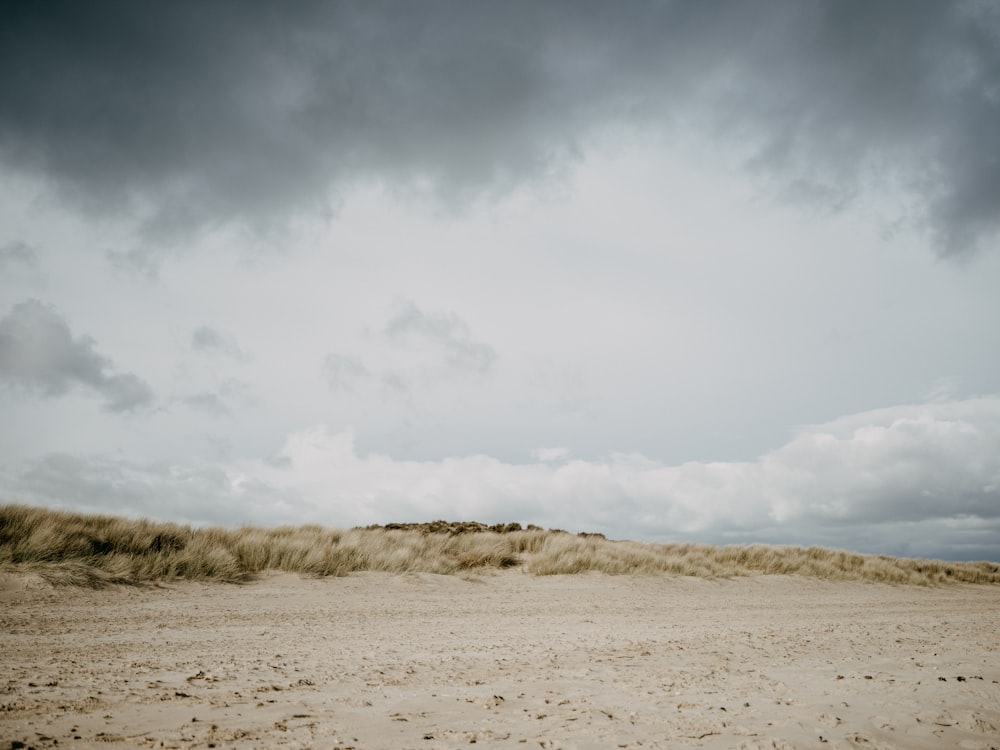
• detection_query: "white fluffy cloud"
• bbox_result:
[6,397,998,561]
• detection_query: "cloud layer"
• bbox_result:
[1,1,998,255]
[6,397,998,561]
[0,300,154,412]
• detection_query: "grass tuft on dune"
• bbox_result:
[1,504,998,587]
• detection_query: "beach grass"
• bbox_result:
[1,504,998,587]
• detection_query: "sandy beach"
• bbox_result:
[2,571,999,749]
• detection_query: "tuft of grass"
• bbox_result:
[2,504,998,587]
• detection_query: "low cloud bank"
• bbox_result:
[4,397,998,561]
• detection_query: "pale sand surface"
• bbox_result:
[2,572,999,750]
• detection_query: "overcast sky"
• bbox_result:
[2,1,999,560]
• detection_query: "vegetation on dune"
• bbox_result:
[1,504,998,587]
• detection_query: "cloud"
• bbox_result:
[323,353,372,392]
[533,447,571,463]
[106,244,167,280]
[7,396,996,560]
[0,299,154,412]
[236,398,1000,560]
[321,303,495,400]
[322,354,411,398]
[182,392,230,417]
[1,2,997,255]
[179,379,252,417]
[8,452,292,527]
[384,301,497,377]
[0,240,38,268]
[190,326,247,360]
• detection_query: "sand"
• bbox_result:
[2,571,999,750]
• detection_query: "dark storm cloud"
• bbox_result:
[1,1,998,255]
[0,299,154,412]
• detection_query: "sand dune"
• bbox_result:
[2,570,999,749]
[4,506,998,586]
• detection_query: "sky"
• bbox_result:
[1,0,999,561]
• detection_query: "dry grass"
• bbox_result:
[2,504,998,587]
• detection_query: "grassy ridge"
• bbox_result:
[2,504,998,587]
